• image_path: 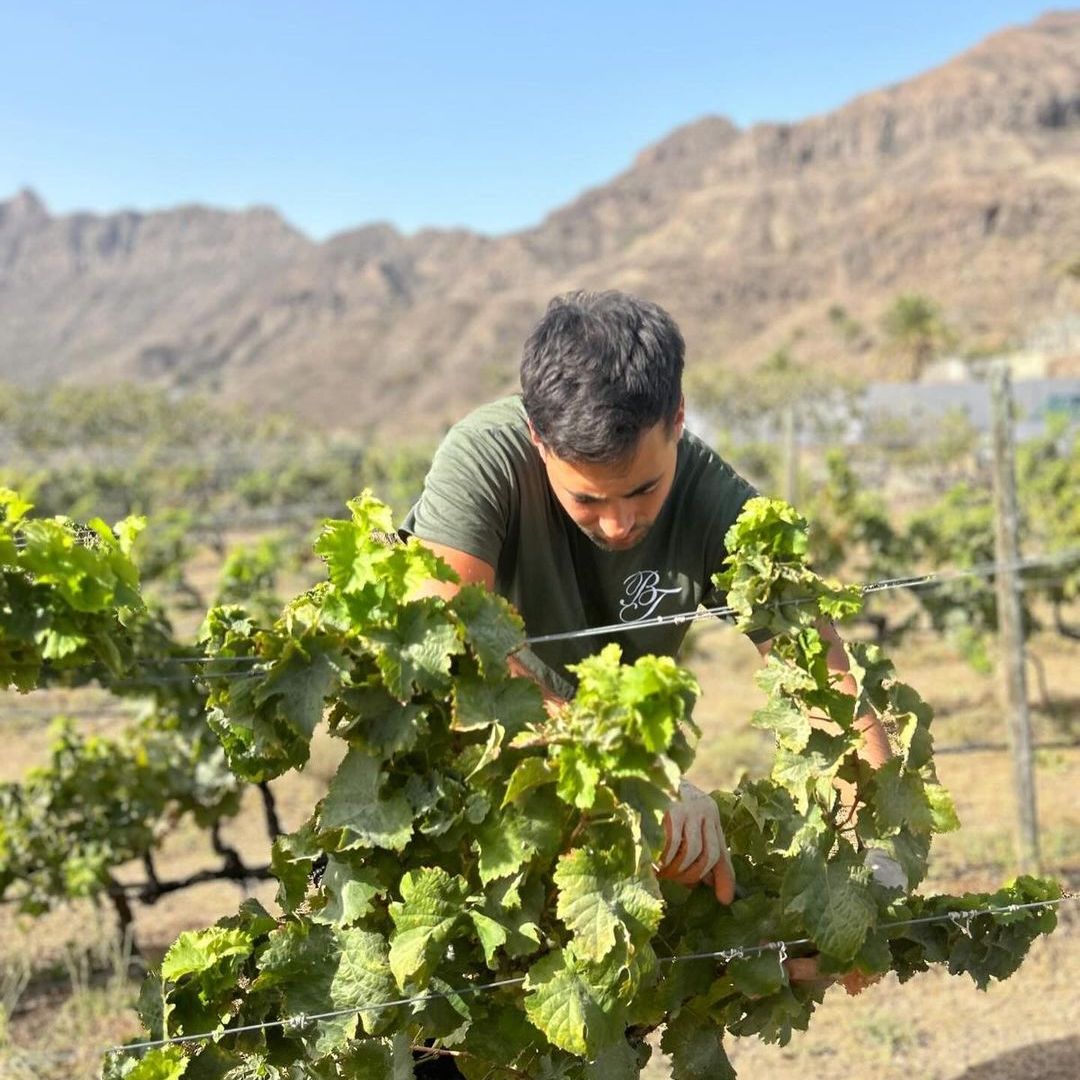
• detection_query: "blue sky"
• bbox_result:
[2,1,1055,239]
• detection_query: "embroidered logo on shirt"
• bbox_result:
[619,570,682,623]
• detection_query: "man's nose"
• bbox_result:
[599,503,634,539]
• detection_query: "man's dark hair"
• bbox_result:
[520,290,685,463]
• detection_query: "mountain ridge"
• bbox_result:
[2,10,1078,435]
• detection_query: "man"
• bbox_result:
[402,289,891,904]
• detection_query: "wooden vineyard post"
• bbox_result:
[988,362,1040,873]
[782,401,799,506]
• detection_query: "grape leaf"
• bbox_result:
[661,1005,736,1080]
[782,846,876,962]
[161,927,256,982]
[502,757,558,807]
[319,750,413,852]
[388,867,470,986]
[366,602,463,699]
[332,928,402,1035]
[254,638,342,742]
[450,585,526,674]
[750,698,811,752]
[453,675,543,736]
[583,1038,642,1079]
[554,845,663,962]
[871,758,934,833]
[523,947,624,1058]
[313,856,385,926]
[473,791,564,884]
[254,922,356,1056]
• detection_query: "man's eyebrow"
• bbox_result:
[568,475,663,502]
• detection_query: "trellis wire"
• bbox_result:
[3,548,1073,697]
[62,546,1080,680]
[104,895,1078,1057]
[522,548,1080,647]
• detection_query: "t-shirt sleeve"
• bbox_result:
[401,419,513,569]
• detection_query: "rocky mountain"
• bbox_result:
[1,10,1078,437]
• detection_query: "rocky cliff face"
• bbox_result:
[1,11,1078,435]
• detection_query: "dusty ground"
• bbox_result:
[0,605,1077,1079]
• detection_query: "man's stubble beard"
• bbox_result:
[579,520,654,553]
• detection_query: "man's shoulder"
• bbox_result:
[678,428,755,495]
[434,393,540,486]
[450,395,529,438]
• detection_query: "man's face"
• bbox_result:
[531,407,684,552]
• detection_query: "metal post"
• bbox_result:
[988,362,1040,872]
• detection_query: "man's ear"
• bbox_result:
[527,420,548,461]
[673,396,686,441]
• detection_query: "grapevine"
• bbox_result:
[0,492,278,943]
[95,493,1061,1079]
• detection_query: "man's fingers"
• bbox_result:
[785,957,831,988]
[660,807,685,868]
[669,845,712,885]
[710,858,736,905]
[675,816,705,872]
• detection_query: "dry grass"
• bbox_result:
[1,611,1077,1079]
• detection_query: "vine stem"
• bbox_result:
[410,1045,531,1079]
[105,873,140,956]
[258,780,282,840]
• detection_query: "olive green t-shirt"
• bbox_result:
[402,396,756,697]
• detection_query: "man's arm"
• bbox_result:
[413,539,495,599]
[412,539,569,714]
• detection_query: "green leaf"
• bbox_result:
[319,749,413,852]
[0,488,33,526]
[772,730,850,813]
[254,639,342,742]
[388,867,470,986]
[925,782,961,832]
[502,757,558,807]
[366,601,463,698]
[338,1039,394,1078]
[453,675,543,736]
[726,950,787,998]
[523,948,624,1058]
[161,928,255,982]
[871,759,934,834]
[332,928,402,1035]
[554,845,663,962]
[271,822,319,914]
[584,1038,643,1079]
[782,846,876,963]
[111,1045,189,1080]
[473,791,564,884]
[471,876,543,964]
[335,686,429,756]
[312,856,385,926]
[450,585,526,673]
[254,922,356,1056]
[661,1005,736,1080]
[469,911,510,966]
[750,698,812,751]
[554,745,601,810]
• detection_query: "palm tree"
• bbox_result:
[879,293,953,380]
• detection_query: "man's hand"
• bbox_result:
[784,955,884,996]
[657,780,736,904]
